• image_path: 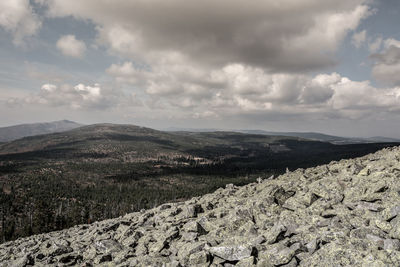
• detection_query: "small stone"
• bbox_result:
[177,242,206,261]
[384,239,400,251]
[165,260,181,267]
[264,223,286,244]
[306,239,318,253]
[356,202,383,212]
[236,256,255,266]
[375,219,392,233]
[282,257,298,267]
[258,243,298,266]
[366,234,384,248]
[8,254,34,267]
[188,251,208,265]
[181,232,198,242]
[358,167,371,176]
[94,239,122,254]
[208,245,253,261]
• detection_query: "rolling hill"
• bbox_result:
[0,120,82,142]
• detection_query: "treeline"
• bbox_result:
[0,169,259,242]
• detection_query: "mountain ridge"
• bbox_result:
[165,127,400,145]
[2,120,399,145]
[0,120,83,142]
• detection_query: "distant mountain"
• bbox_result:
[364,136,400,143]
[238,130,347,143]
[238,130,400,144]
[0,120,82,142]
[163,127,221,132]
[165,127,400,145]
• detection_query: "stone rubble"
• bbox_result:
[1,146,400,266]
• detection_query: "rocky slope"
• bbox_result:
[1,146,400,266]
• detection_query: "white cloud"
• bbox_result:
[41,83,57,92]
[12,83,140,110]
[0,0,42,45]
[107,60,400,119]
[351,30,366,48]
[56,35,87,58]
[107,59,213,99]
[383,38,400,49]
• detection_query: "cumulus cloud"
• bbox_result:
[371,38,400,86]
[351,30,366,48]
[0,0,42,45]
[56,35,87,58]
[43,0,371,72]
[300,73,339,104]
[10,83,140,110]
[107,60,400,119]
[16,0,396,124]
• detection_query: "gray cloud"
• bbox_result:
[37,0,387,122]
[351,30,366,48]
[44,0,370,72]
[0,0,42,45]
[368,37,382,53]
[371,38,400,86]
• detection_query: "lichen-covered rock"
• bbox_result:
[1,146,400,266]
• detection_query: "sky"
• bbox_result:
[0,0,400,138]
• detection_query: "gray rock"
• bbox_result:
[208,245,253,261]
[188,250,208,265]
[384,239,400,251]
[265,223,286,244]
[236,256,255,266]
[305,238,318,253]
[258,243,299,266]
[94,239,122,254]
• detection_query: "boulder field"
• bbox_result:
[1,146,400,266]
